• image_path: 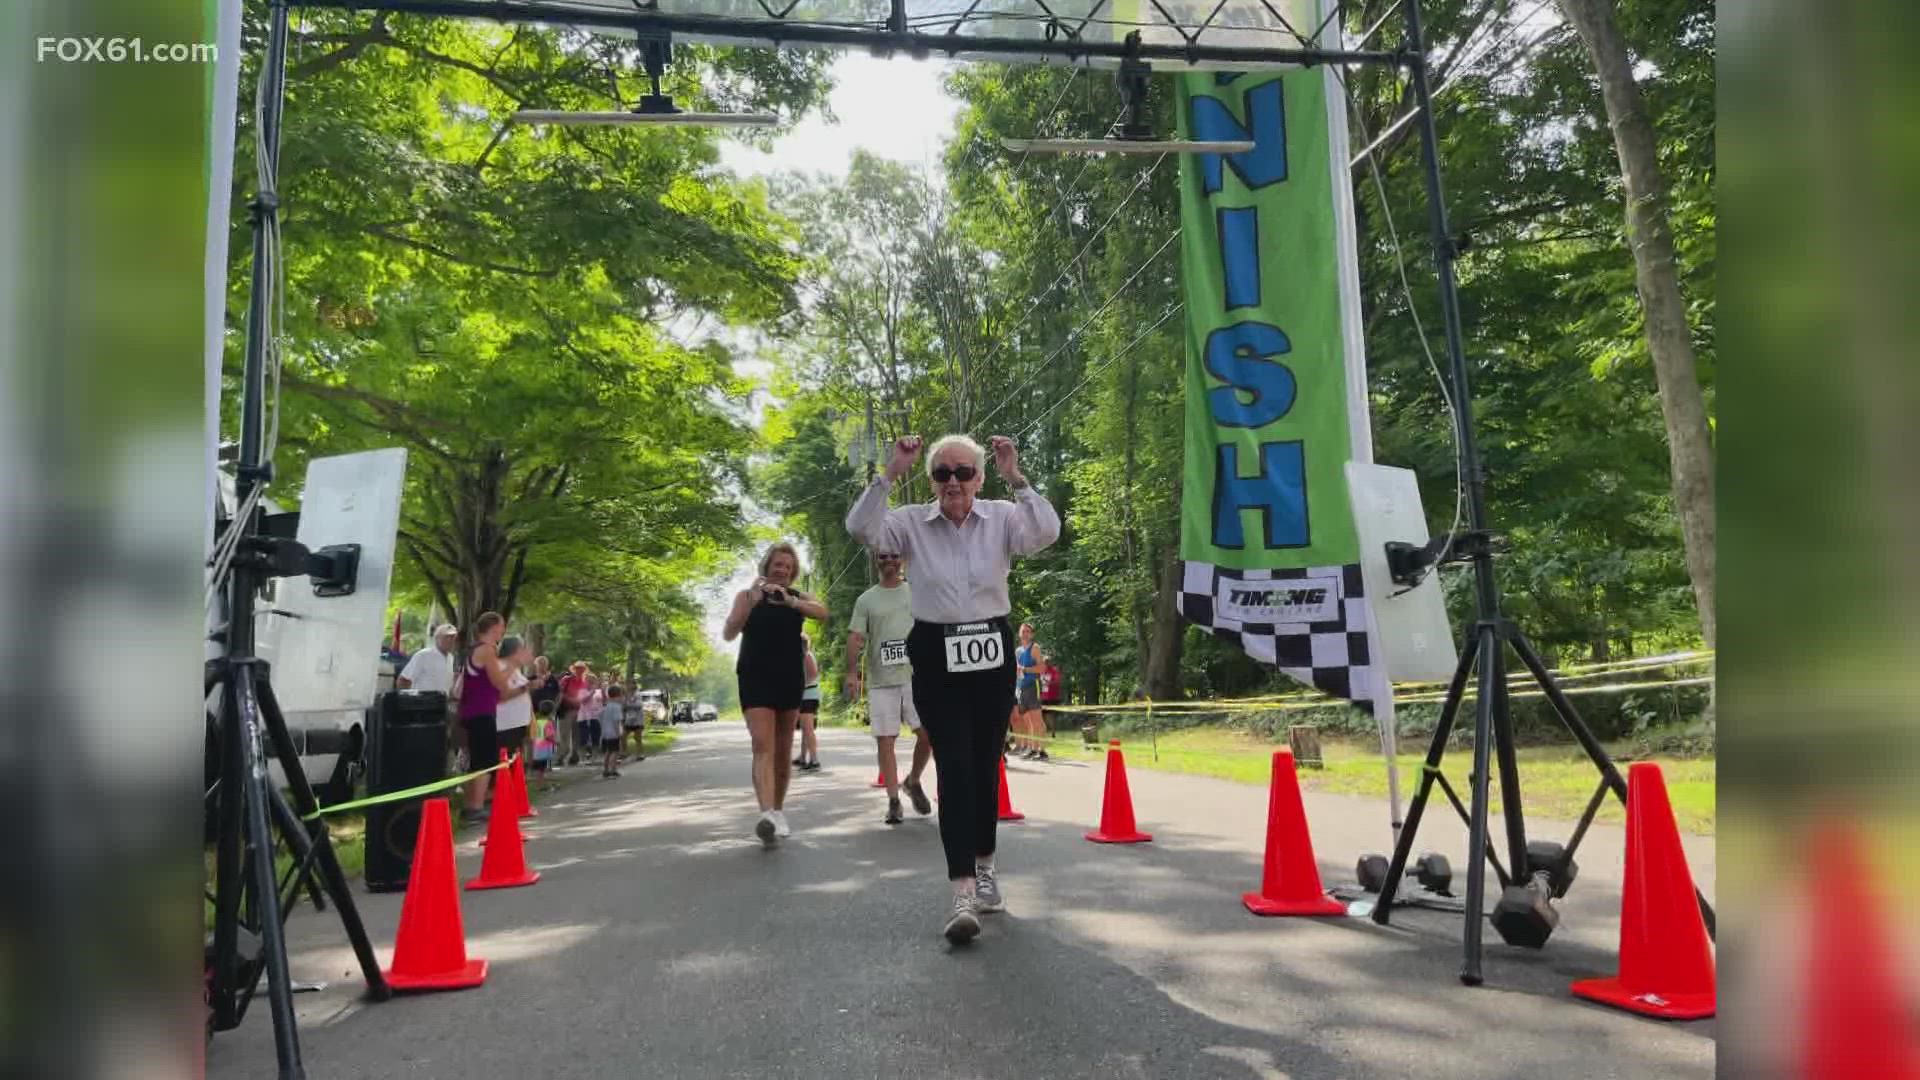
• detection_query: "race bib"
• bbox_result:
[879,639,909,667]
[942,623,1004,673]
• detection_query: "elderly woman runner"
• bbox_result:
[846,433,1060,944]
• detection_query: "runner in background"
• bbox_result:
[846,549,933,825]
[1013,624,1049,761]
[795,634,823,771]
[1038,656,1065,744]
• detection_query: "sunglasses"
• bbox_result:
[930,465,978,483]
[875,553,902,562]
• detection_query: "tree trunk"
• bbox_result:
[1143,542,1186,700]
[1556,0,1716,647]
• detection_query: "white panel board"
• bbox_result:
[1346,462,1458,684]
[270,448,408,717]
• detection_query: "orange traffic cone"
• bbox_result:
[495,750,529,819]
[872,772,888,789]
[1570,762,1714,1019]
[1242,751,1343,916]
[997,757,1025,822]
[466,783,540,891]
[383,799,488,991]
[1802,821,1920,1077]
[479,752,525,847]
[1236,749,1344,914]
[1085,741,1152,844]
[511,753,536,818]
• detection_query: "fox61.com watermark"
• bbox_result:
[37,37,218,64]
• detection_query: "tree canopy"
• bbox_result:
[751,0,1714,735]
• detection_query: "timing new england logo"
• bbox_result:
[1216,575,1342,624]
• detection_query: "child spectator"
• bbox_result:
[599,685,626,778]
[530,700,558,789]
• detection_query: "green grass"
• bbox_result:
[637,725,680,754]
[1040,726,1715,834]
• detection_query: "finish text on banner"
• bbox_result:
[1177,68,1356,569]
[1175,64,1378,707]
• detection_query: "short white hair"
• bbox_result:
[926,434,985,476]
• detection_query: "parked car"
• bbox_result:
[695,702,719,723]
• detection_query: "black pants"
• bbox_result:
[907,618,1015,881]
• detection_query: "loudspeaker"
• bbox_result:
[363,691,448,892]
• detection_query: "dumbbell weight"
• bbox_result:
[1525,840,1579,899]
[1491,871,1560,949]
[1355,852,1453,896]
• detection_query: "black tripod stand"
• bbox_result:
[1365,549,1717,984]
[204,620,392,1079]
[1369,0,1715,986]
[204,3,389,1076]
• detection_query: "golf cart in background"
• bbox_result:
[636,688,668,726]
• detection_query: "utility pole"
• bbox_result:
[864,395,877,484]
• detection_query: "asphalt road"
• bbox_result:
[211,722,1717,1079]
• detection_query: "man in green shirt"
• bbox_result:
[846,549,934,825]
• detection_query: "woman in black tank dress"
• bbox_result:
[723,541,829,846]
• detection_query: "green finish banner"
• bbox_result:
[1177,68,1360,570]
[1174,62,1379,707]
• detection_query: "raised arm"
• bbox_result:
[989,435,1061,556]
[847,437,921,552]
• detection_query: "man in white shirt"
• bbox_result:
[397,623,459,694]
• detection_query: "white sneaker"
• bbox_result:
[755,811,778,847]
[943,892,981,944]
[771,810,792,838]
[973,865,1006,914]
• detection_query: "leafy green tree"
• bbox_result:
[228,8,832,635]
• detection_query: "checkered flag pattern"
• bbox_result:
[1178,560,1377,712]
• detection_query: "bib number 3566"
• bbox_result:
[943,623,1003,674]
